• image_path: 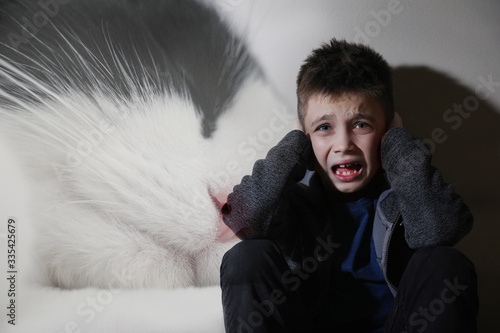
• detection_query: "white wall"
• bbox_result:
[218,0,500,111]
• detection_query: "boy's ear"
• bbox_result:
[292,118,304,132]
[388,112,403,130]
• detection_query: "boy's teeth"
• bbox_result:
[338,164,354,168]
[335,170,357,175]
[334,163,360,175]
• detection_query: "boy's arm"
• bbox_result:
[381,126,473,248]
[221,130,312,239]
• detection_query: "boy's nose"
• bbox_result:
[332,132,354,154]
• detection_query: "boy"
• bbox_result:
[220,39,478,333]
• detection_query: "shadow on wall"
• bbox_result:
[393,66,500,332]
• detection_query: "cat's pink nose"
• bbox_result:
[209,190,237,242]
[209,190,227,211]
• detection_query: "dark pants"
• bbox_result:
[220,240,478,333]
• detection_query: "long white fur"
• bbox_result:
[0,27,293,290]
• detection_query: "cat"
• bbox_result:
[0,0,294,289]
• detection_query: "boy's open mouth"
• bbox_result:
[332,163,362,176]
[331,163,363,182]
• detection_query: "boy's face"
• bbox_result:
[303,93,387,194]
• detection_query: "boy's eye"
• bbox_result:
[354,122,370,129]
[315,124,331,132]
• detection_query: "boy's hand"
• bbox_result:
[389,112,403,129]
[291,119,315,170]
[292,117,304,132]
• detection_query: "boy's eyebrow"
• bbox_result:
[353,112,377,123]
[310,112,377,129]
[310,114,333,128]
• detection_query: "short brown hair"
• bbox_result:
[296,39,394,128]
